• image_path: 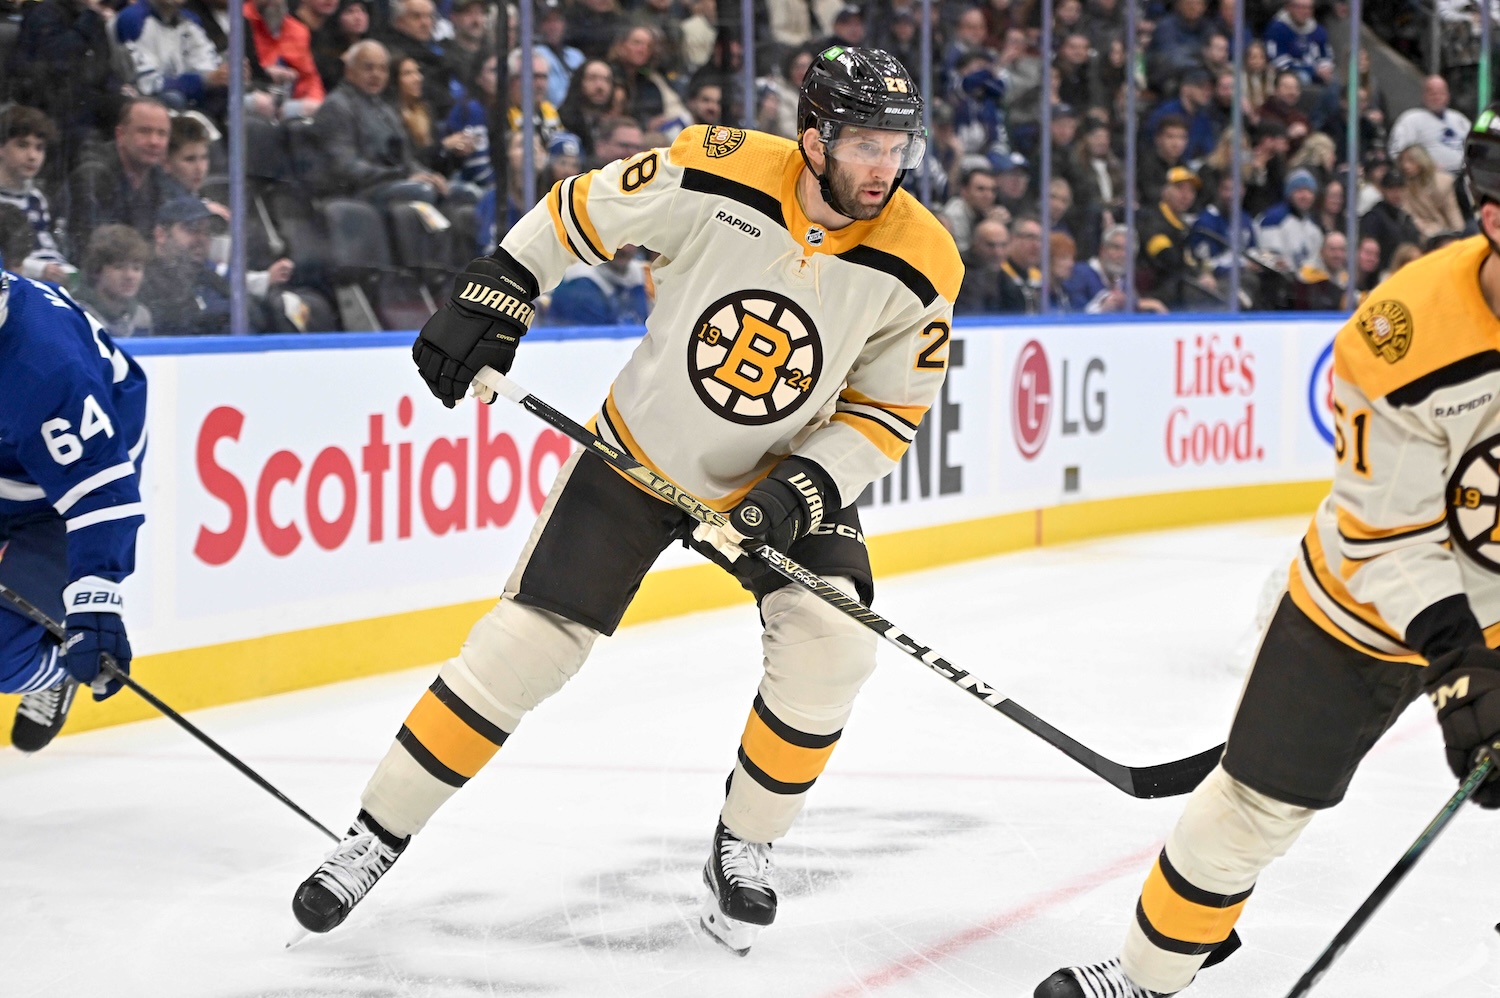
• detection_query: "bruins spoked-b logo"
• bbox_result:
[703,125,745,158]
[1357,299,1413,364]
[689,291,823,425]
[1447,432,1500,571]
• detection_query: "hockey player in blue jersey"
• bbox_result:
[0,253,147,752]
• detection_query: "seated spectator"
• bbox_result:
[294,0,338,35]
[942,5,992,89]
[528,3,584,107]
[1148,0,1223,89]
[1385,241,1424,278]
[677,78,724,134]
[548,245,650,324]
[1388,76,1470,177]
[1263,0,1333,89]
[311,0,371,91]
[1068,120,1124,222]
[814,4,867,53]
[1048,231,1082,311]
[939,166,998,255]
[559,59,619,160]
[1258,71,1312,149]
[1288,131,1337,188]
[1256,168,1324,273]
[164,115,224,219]
[546,132,584,184]
[1144,67,1219,164]
[1064,224,1163,312]
[75,225,154,338]
[377,0,455,119]
[139,197,230,335]
[991,151,1033,220]
[1314,178,1345,235]
[114,0,228,114]
[1359,170,1424,272]
[1188,173,1258,284]
[956,218,1019,314]
[1238,40,1275,114]
[1138,114,1189,206]
[1027,103,1081,190]
[952,51,1011,160]
[312,41,449,202]
[475,131,550,249]
[589,115,645,170]
[245,0,326,120]
[1139,166,1214,308]
[183,0,229,54]
[566,0,628,61]
[445,53,499,192]
[508,49,566,148]
[999,214,1044,314]
[66,98,190,256]
[1396,143,1464,239]
[0,205,38,280]
[1055,33,1096,111]
[1243,120,1290,218]
[393,55,467,176]
[1048,176,1092,255]
[442,0,495,96]
[679,0,718,73]
[632,0,685,79]
[0,107,75,284]
[608,24,686,130]
[1289,229,1348,310]
[757,47,814,140]
[881,9,922,79]
[11,0,128,154]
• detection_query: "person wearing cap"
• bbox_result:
[1144,66,1219,163]
[545,130,583,184]
[814,3,865,51]
[1358,167,1424,273]
[138,196,231,335]
[535,1,585,107]
[1255,166,1323,273]
[1036,105,1500,998]
[1027,103,1080,190]
[440,0,494,95]
[992,151,1033,219]
[952,51,1012,162]
[1137,164,1212,307]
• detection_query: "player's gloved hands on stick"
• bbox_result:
[693,456,836,572]
[412,250,539,408]
[60,578,132,702]
[1424,645,1500,807]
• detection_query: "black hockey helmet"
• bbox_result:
[797,46,926,215]
[1466,105,1500,207]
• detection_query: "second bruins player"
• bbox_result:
[1037,109,1500,997]
[291,47,961,954]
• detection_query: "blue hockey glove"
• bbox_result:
[60,578,131,701]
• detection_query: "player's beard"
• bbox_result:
[826,159,891,221]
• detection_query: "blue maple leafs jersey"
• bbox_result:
[0,274,148,588]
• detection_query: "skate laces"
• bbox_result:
[718,829,774,895]
[17,684,65,726]
[1069,959,1164,998]
[312,824,400,907]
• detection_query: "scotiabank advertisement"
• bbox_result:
[123,318,1342,656]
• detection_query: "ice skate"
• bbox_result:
[11,679,77,753]
[292,810,408,932]
[699,820,776,956]
[1035,959,1172,997]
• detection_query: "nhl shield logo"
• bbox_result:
[1357,299,1413,364]
[703,125,745,158]
[805,226,825,246]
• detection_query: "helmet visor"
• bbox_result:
[826,128,927,170]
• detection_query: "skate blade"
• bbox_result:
[697,895,760,957]
[285,926,313,950]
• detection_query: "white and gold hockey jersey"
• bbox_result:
[498,124,963,511]
[1292,235,1500,663]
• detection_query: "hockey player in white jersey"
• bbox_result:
[293,46,962,952]
[0,254,147,752]
[1035,108,1500,997]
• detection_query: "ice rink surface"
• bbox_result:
[6,516,1500,998]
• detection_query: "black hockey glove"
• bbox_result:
[1424,646,1500,808]
[412,250,539,408]
[59,579,131,702]
[729,455,837,557]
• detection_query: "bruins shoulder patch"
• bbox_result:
[703,125,746,158]
[1357,299,1413,364]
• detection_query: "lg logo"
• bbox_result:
[1012,340,1052,460]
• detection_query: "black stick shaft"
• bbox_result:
[0,581,338,842]
[476,369,1224,799]
[1283,753,1494,997]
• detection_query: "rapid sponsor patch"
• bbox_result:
[714,210,762,238]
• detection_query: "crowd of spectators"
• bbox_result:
[0,0,1487,333]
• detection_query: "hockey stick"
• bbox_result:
[472,366,1224,799]
[0,580,338,842]
[1283,751,1496,997]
